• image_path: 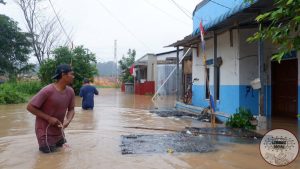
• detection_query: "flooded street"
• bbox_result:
[0,88,299,169]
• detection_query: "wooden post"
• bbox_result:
[258,39,264,116]
[176,47,180,101]
[212,32,218,127]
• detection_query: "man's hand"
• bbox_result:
[64,109,75,129]
[47,116,61,126]
[63,120,70,129]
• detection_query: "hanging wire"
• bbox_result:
[209,0,231,10]
[94,0,153,53]
[143,0,191,26]
[48,0,73,46]
[168,0,192,19]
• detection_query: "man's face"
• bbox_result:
[62,71,75,85]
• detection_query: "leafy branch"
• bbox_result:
[246,0,300,62]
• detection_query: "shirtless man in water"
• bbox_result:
[27,64,75,153]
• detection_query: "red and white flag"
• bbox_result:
[129,64,136,76]
[199,20,205,50]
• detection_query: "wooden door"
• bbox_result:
[272,59,298,118]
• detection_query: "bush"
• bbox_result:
[38,46,98,95]
[0,81,42,104]
[13,81,42,95]
[226,108,256,130]
[0,90,26,104]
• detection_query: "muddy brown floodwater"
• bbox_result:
[0,88,299,169]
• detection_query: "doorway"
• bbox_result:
[271,59,298,119]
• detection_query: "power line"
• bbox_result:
[48,0,73,46]
[168,0,192,19]
[209,0,231,10]
[94,0,153,52]
[193,0,232,27]
[143,0,190,26]
[170,0,193,16]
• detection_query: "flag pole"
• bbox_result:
[200,20,216,127]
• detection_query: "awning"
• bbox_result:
[168,0,275,47]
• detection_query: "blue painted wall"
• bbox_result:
[239,85,259,115]
[192,84,240,114]
[192,84,273,121]
[192,85,209,108]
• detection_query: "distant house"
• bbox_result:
[134,49,187,95]
[169,0,298,121]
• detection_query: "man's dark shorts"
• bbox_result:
[39,138,66,153]
[82,107,93,110]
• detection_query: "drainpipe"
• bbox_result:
[258,38,267,130]
[176,47,180,101]
[214,32,218,105]
[258,39,264,116]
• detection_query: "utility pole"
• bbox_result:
[114,40,118,82]
[176,47,180,101]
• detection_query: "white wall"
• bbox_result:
[264,40,280,85]
[239,28,259,85]
[147,54,156,81]
[238,28,290,87]
[217,30,239,85]
[238,28,281,86]
[156,50,184,61]
[192,30,239,86]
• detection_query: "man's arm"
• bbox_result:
[94,87,99,95]
[64,88,75,128]
[63,108,75,129]
[79,87,83,97]
[27,103,61,126]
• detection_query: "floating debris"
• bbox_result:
[120,127,263,155]
[184,127,263,144]
[120,133,216,155]
[186,130,192,135]
[167,148,174,154]
[150,109,222,123]
[149,109,216,123]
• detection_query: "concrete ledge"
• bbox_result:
[175,101,230,118]
[211,112,230,118]
[175,101,204,114]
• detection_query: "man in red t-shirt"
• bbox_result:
[27,64,75,153]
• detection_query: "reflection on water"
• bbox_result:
[0,88,299,169]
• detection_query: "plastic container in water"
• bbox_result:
[125,83,134,94]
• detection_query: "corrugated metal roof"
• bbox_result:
[168,0,275,47]
[192,0,257,35]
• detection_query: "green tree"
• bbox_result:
[118,49,136,83]
[0,14,34,80]
[38,46,98,94]
[247,0,300,62]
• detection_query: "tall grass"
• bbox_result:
[0,81,42,104]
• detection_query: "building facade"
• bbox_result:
[171,0,299,121]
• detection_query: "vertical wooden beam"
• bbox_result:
[258,39,264,116]
[230,29,233,47]
[214,32,218,104]
[212,32,218,127]
[176,47,180,101]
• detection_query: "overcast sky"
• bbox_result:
[0,0,200,63]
